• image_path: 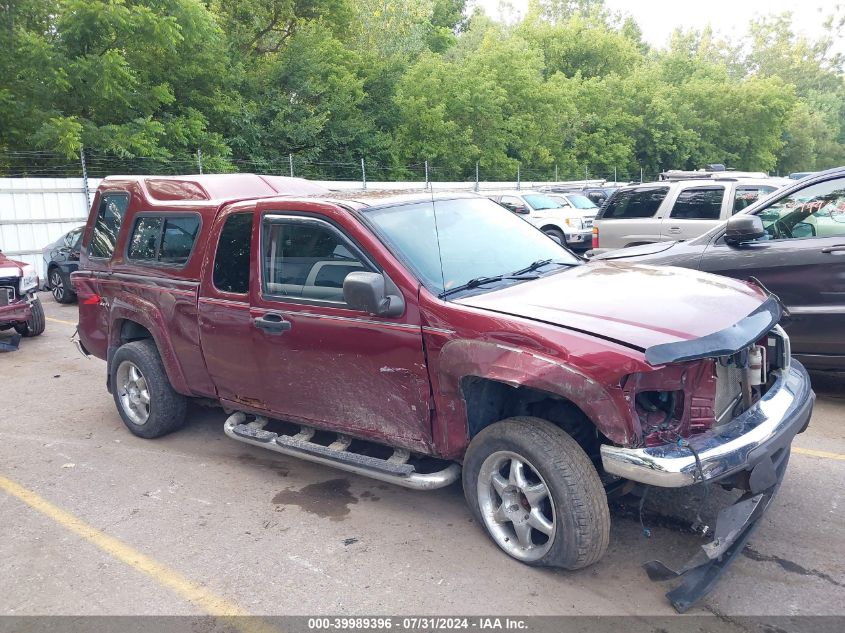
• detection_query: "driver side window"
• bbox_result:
[759,178,845,240]
[262,217,368,304]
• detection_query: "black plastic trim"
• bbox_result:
[644,295,782,366]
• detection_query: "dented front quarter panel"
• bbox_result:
[419,291,655,458]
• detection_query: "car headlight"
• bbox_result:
[19,264,38,294]
[564,217,584,230]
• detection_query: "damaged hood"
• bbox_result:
[456,261,770,351]
[0,252,25,276]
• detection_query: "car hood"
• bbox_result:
[593,241,677,260]
[0,252,24,276]
[456,261,768,351]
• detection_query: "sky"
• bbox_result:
[472,0,843,51]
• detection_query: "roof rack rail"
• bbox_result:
[659,169,769,181]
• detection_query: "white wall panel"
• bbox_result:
[0,178,101,282]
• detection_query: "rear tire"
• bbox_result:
[14,297,46,337]
[463,416,609,570]
[49,268,76,304]
[110,339,187,438]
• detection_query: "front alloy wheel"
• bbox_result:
[116,360,151,426]
[463,417,610,570]
[477,451,556,562]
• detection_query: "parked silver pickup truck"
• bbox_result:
[590,177,784,254]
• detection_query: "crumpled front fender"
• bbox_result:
[437,338,635,445]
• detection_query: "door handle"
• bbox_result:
[253,312,292,334]
[821,244,845,254]
[666,227,681,234]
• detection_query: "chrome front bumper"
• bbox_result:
[565,228,592,246]
[600,361,814,487]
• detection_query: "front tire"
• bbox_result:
[49,268,76,304]
[110,339,187,438]
[14,297,46,337]
[543,228,567,245]
[463,416,610,569]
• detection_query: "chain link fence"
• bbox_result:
[0,150,661,189]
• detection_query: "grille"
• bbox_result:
[0,276,17,305]
[583,216,595,229]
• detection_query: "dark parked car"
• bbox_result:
[72,174,813,612]
[42,226,83,303]
[594,166,845,370]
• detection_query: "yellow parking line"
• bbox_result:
[46,316,77,326]
[0,475,277,631]
[793,446,845,461]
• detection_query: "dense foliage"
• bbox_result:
[2,0,844,179]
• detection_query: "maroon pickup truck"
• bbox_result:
[73,174,814,612]
[0,251,45,348]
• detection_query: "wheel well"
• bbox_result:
[540,224,563,234]
[118,319,153,344]
[461,377,599,456]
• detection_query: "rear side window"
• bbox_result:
[669,187,725,220]
[90,193,129,259]
[128,217,163,261]
[126,215,200,265]
[213,213,253,294]
[600,187,668,219]
[733,185,777,214]
[161,217,201,264]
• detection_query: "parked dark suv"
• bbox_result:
[594,166,845,370]
[73,174,813,612]
[42,226,83,303]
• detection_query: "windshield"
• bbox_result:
[363,198,578,296]
[522,194,564,210]
[566,194,597,210]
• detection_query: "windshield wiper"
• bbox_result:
[439,275,505,298]
[509,259,577,276]
[510,259,552,276]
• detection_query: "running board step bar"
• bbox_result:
[224,412,461,490]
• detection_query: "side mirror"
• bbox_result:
[725,214,766,245]
[512,204,530,214]
[343,272,405,317]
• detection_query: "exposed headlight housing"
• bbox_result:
[564,217,584,230]
[19,264,38,294]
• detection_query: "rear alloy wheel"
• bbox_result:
[111,339,187,438]
[116,360,151,426]
[49,268,75,304]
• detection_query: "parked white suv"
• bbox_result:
[590,178,784,254]
[487,190,593,250]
